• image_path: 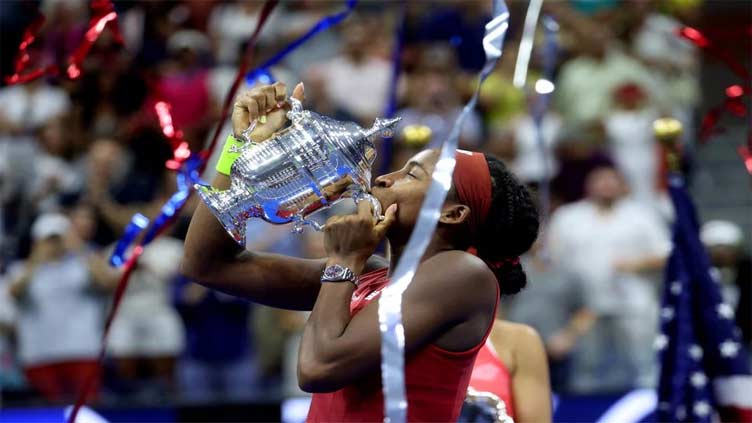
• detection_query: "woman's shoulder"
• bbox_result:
[490,320,546,372]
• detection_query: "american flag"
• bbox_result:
[656,174,752,422]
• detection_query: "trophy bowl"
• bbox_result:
[195,98,400,246]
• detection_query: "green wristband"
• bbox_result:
[216,134,247,176]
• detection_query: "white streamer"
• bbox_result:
[377,2,510,422]
[513,0,543,88]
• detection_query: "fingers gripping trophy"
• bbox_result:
[196,82,400,245]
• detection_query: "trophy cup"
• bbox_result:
[195,98,400,246]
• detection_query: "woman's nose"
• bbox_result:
[374,174,393,188]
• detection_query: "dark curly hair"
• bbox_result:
[451,154,540,295]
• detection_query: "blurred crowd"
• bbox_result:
[0,0,749,408]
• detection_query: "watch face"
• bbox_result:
[323,265,354,282]
[324,266,343,279]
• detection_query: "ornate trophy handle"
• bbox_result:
[290,189,383,234]
[287,97,305,124]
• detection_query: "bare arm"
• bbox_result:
[181,82,337,310]
[510,324,552,423]
[298,251,496,392]
[296,202,497,392]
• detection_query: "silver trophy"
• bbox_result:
[195,98,400,246]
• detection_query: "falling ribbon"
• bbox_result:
[4,0,122,85]
[512,0,543,88]
[529,15,559,222]
[65,0,124,80]
[244,0,357,86]
[677,25,751,174]
[377,1,509,422]
[109,213,149,267]
[4,14,59,85]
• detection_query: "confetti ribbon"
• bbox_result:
[677,25,751,174]
[65,0,123,80]
[529,15,559,222]
[108,213,149,267]
[69,3,280,421]
[4,0,122,85]
[513,0,543,88]
[244,0,358,86]
[4,14,59,85]
[377,1,509,422]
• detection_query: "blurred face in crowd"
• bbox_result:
[585,167,627,206]
[40,118,68,157]
[35,235,67,260]
[69,204,97,243]
[708,245,740,267]
[342,23,370,61]
[89,138,124,181]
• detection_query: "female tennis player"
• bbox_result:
[182,82,539,421]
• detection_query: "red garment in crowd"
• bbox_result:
[24,359,99,403]
[468,340,516,420]
[307,267,499,422]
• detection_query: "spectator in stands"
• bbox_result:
[173,276,256,401]
[504,238,596,392]
[547,165,670,392]
[550,124,614,206]
[603,82,666,212]
[106,236,185,398]
[30,117,83,213]
[396,45,483,150]
[154,30,212,142]
[700,220,751,351]
[7,213,115,402]
[551,7,664,125]
[306,16,392,125]
[0,271,22,392]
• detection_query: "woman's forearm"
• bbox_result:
[181,173,243,281]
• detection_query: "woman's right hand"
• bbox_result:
[232,82,305,143]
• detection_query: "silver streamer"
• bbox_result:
[377,2,510,422]
[195,98,399,246]
[513,0,543,88]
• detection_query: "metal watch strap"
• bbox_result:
[321,264,358,286]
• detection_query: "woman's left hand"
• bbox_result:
[323,201,397,273]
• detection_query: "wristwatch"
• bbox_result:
[321,264,358,286]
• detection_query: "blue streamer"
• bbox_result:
[245,0,358,86]
[109,154,206,266]
[141,154,205,245]
[378,2,406,175]
[109,213,149,267]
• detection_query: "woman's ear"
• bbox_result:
[439,204,471,226]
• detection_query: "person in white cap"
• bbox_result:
[700,220,750,349]
[7,213,116,402]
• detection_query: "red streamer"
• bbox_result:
[4,14,59,85]
[66,0,123,80]
[4,0,123,85]
[155,101,192,170]
[739,146,752,175]
[678,26,751,174]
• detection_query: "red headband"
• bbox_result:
[453,150,492,238]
